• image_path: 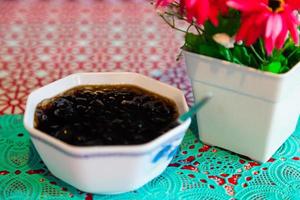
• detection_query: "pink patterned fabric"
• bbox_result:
[0,0,193,114]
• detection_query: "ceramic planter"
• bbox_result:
[184,50,300,162]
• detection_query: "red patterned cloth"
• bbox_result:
[0,0,193,114]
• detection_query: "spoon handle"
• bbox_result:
[179,94,213,123]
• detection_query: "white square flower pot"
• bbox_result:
[184,51,300,162]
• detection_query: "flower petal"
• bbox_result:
[245,26,262,46]
[185,0,197,8]
[275,21,288,49]
[227,0,267,12]
[156,0,175,7]
[286,0,300,9]
[265,15,274,38]
[265,14,282,45]
[265,36,274,55]
[272,14,283,40]
[235,16,255,41]
[196,0,209,25]
[209,6,219,26]
[283,11,300,45]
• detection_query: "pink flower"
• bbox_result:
[208,0,229,26]
[155,0,228,25]
[155,0,176,8]
[183,0,209,25]
[182,0,229,26]
[227,0,300,54]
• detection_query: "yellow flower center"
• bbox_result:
[268,0,284,12]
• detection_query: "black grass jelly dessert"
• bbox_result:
[34,85,180,146]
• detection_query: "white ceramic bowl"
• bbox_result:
[24,72,191,194]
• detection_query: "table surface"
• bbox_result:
[0,1,300,200]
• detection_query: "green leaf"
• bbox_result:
[183,26,300,74]
[279,65,290,73]
[284,46,300,68]
[218,46,232,61]
[262,62,282,73]
[184,32,206,54]
[231,46,251,65]
[199,44,223,59]
[184,33,225,59]
[197,38,235,61]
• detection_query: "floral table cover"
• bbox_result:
[0,0,299,199]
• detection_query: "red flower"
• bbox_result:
[182,0,229,26]
[227,0,300,54]
[155,0,229,26]
[209,0,229,25]
[155,0,176,8]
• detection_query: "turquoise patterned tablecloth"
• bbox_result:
[0,115,299,200]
